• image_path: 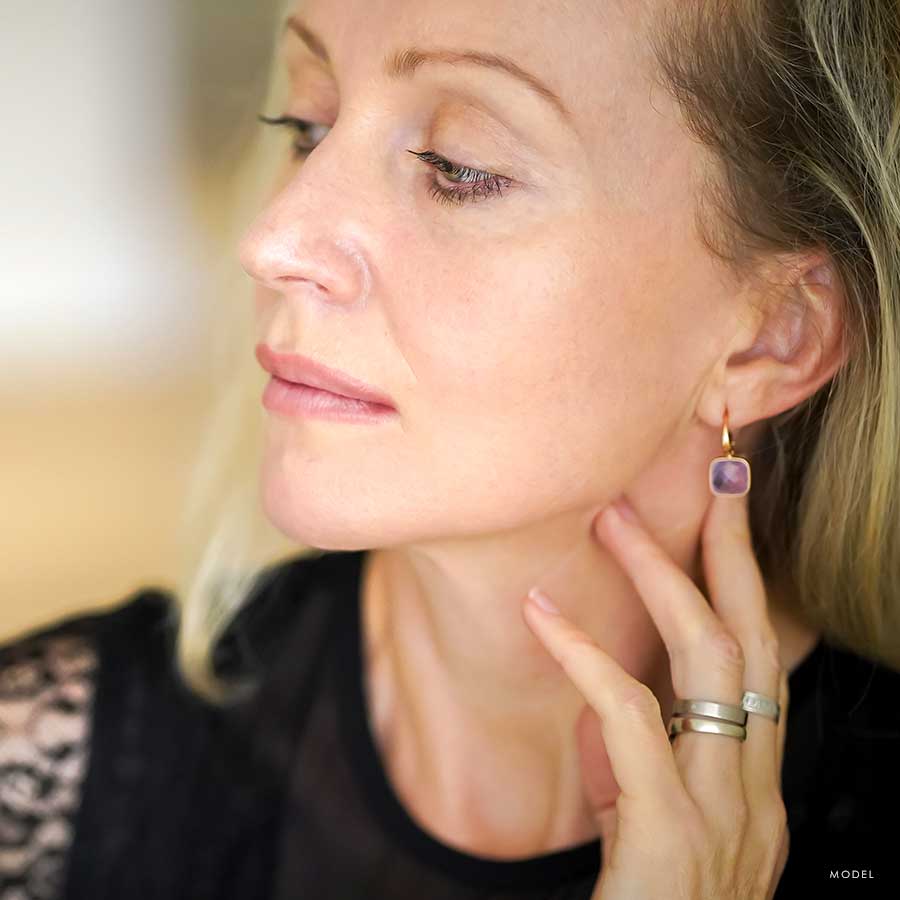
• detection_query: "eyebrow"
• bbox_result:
[282,15,576,129]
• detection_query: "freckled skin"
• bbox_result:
[238,0,834,859]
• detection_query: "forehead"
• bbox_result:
[284,0,661,140]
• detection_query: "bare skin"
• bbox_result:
[238,0,845,864]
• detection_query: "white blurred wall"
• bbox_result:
[0,0,209,386]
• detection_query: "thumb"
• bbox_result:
[575,703,621,867]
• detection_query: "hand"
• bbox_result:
[521,493,790,900]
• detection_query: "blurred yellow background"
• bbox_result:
[1,1,281,642]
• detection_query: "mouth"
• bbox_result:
[254,343,397,410]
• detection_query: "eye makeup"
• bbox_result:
[257,113,518,208]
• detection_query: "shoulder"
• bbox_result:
[0,587,182,718]
[0,585,181,742]
[0,587,173,894]
[0,587,177,666]
[0,559,335,895]
[0,586,184,777]
[0,590,179,733]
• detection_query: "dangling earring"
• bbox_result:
[709,406,751,497]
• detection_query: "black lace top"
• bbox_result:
[1,549,898,899]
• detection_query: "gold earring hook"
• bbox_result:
[721,407,735,457]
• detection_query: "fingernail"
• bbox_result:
[527,586,560,615]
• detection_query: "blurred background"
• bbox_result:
[1,0,282,641]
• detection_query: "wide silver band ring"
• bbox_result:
[671,698,747,725]
[668,716,747,742]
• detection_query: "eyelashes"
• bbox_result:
[403,148,511,206]
[257,114,328,155]
[256,113,513,207]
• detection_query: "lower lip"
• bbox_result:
[262,375,398,423]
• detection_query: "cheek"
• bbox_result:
[387,220,707,524]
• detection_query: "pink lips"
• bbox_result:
[254,343,396,410]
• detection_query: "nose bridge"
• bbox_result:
[236,131,375,308]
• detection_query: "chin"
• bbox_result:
[257,478,372,551]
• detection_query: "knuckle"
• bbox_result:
[768,797,789,836]
[709,627,745,671]
[619,681,662,718]
[756,801,791,878]
[752,797,789,845]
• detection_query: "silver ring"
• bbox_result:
[671,698,747,725]
[742,690,780,723]
[668,716,747,742]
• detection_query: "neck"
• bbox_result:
[358,507,690,856]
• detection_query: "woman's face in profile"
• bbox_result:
[239,0,741,550]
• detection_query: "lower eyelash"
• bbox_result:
[256,113,511,207]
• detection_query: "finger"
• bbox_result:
[765,806,791,900]
[775,666,790,780]
[575,704,620,869]
[700,492,783,802]
[593,499,745,821]
[522,589,687,819]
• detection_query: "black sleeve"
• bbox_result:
[0,612,101,898]
[0,589,178,900]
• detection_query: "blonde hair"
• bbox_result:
[172,0,900,705]
[172,0,322,706]
[647,0,900,672]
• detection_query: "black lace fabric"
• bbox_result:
[0,632,98,900]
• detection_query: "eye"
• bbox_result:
[257,114,332,157]
[257,113,513,207]
[404,148,512,207]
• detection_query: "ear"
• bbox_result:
[696,249,849,434]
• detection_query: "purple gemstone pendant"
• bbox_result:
[710,407,751,496]
[709,455,751,496]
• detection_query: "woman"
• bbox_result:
[2,0,899,897]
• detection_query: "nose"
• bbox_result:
[236,169,371,309]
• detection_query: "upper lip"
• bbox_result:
[255,343,396,409]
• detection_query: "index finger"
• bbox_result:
[521,594,688,814]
